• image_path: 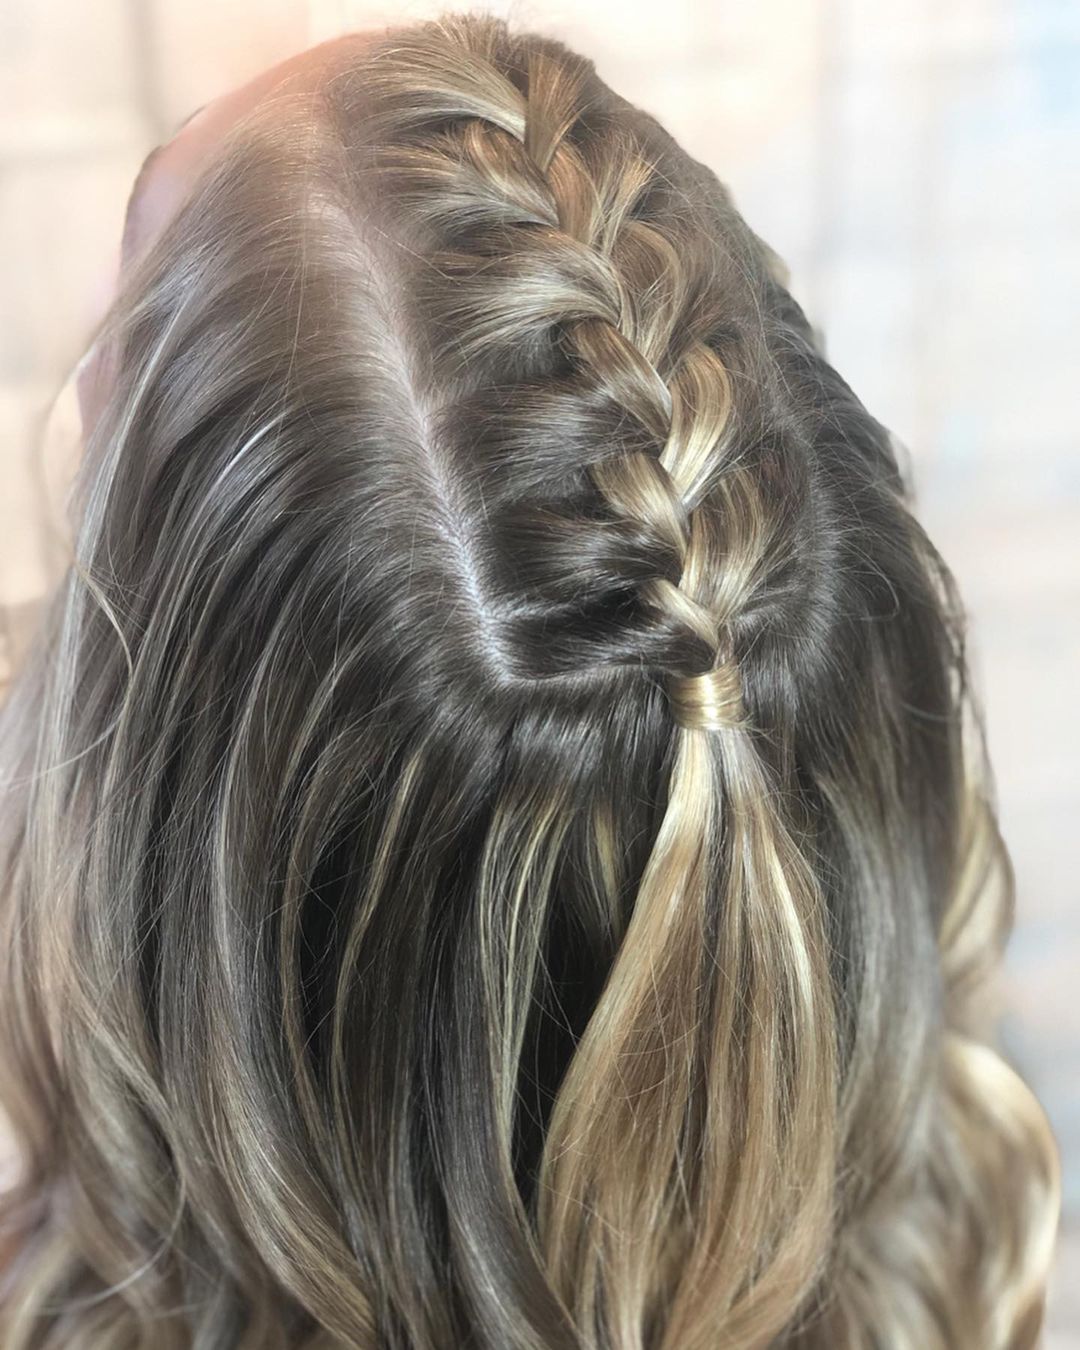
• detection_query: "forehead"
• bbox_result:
[121,33,369,266]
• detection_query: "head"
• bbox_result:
[0,12,1059,1349]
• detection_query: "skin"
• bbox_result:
[75,32,377,439]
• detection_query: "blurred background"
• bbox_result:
[1,0,1077,1338]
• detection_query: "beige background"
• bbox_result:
[1,0,1077,1338]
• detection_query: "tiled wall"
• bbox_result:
[2,0,1077,1339]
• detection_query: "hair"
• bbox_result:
[0,11,1061,1348]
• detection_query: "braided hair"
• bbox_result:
[0,12,1058,1349]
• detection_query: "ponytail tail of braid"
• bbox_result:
[538,578,839,1349]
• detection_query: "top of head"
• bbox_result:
[86,11,916,757]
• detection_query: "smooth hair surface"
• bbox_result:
[0,12,1060,1348]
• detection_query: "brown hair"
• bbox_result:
[0,12,1059,1347]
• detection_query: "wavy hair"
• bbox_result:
[0,12,1060,1348]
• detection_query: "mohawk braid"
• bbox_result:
[362,14,758,734]
[358,14,838,1347]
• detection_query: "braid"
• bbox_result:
[361,15,839,1346]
